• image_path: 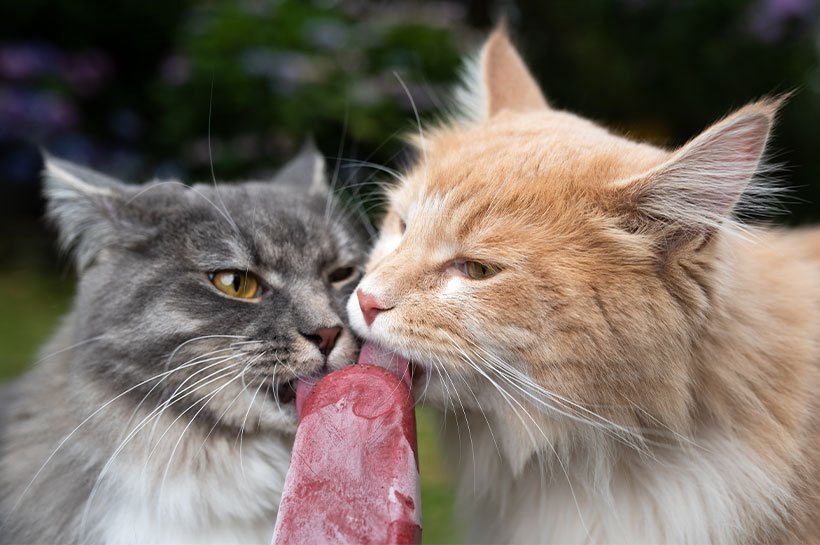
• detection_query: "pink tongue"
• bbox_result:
[295,379,315,421]
[295,342,410,420]
[358,342,412,388]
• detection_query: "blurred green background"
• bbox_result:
[1,0,819,543]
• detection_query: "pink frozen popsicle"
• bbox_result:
[272,342,421,545]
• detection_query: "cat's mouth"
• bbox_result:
[264,351,422,409]
[268,379,298,405]
[269,372,328,407]
[279,381,297,404]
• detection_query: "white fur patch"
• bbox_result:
[346,288,368,334]
[441,276,464,299]
[44,159,114,197]
[450,423,790,544]
[450,49,487,123]
[371,232,403,262]
[95,435,290,545]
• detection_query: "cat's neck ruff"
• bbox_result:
[95,433,290,545]
[445,418,788,544]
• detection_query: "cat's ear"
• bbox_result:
[610,100,779,248]
[271,140,328,197]
[42,154,138,270]
[457,25,548,120]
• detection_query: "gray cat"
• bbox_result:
[0,144,364,544]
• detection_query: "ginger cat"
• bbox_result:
[347,28,820,543]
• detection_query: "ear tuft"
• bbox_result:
[612,99,780,240]
[42,154,129,270]
[452,24,548,122]
[272,139,328,197]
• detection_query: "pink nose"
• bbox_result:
[357,289,387,326]
[302,326,342,355]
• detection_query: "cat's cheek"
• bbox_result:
[440,275,465,299]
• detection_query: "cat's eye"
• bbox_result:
[453,260,499,280]
[398,218,407,234]
[327,266,356,284]
[208,270,264,300]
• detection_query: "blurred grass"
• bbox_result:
[0,269,460,543]
[417,406,460,544]
[0,269,73,379]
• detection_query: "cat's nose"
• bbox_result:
[357,289,387,326]
[301,326,342,356]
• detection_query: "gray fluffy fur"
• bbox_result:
[0,144,364,544]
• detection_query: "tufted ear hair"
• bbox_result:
[608,100,780,251]
[454,24,549,122]
[271,139,328,198]
[42,154,144,271]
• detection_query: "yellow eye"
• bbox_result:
[209,270,263,299]
[455,260,499,280]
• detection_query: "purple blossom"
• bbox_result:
[0,87,77,138]
[0,42,111,94]
[0,42,60,80]
[60,50,111,95]
[749,0,817,42]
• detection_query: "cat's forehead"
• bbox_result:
[414,110,667,195]
[386,112,668,256]
[156,182,356,270]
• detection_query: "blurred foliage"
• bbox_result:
[0,0,469,208]
[152,1,464,181]
[1,0,818,224]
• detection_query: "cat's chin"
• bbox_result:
[206,376,304,434]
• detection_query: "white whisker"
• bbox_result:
[80,361,241,537]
